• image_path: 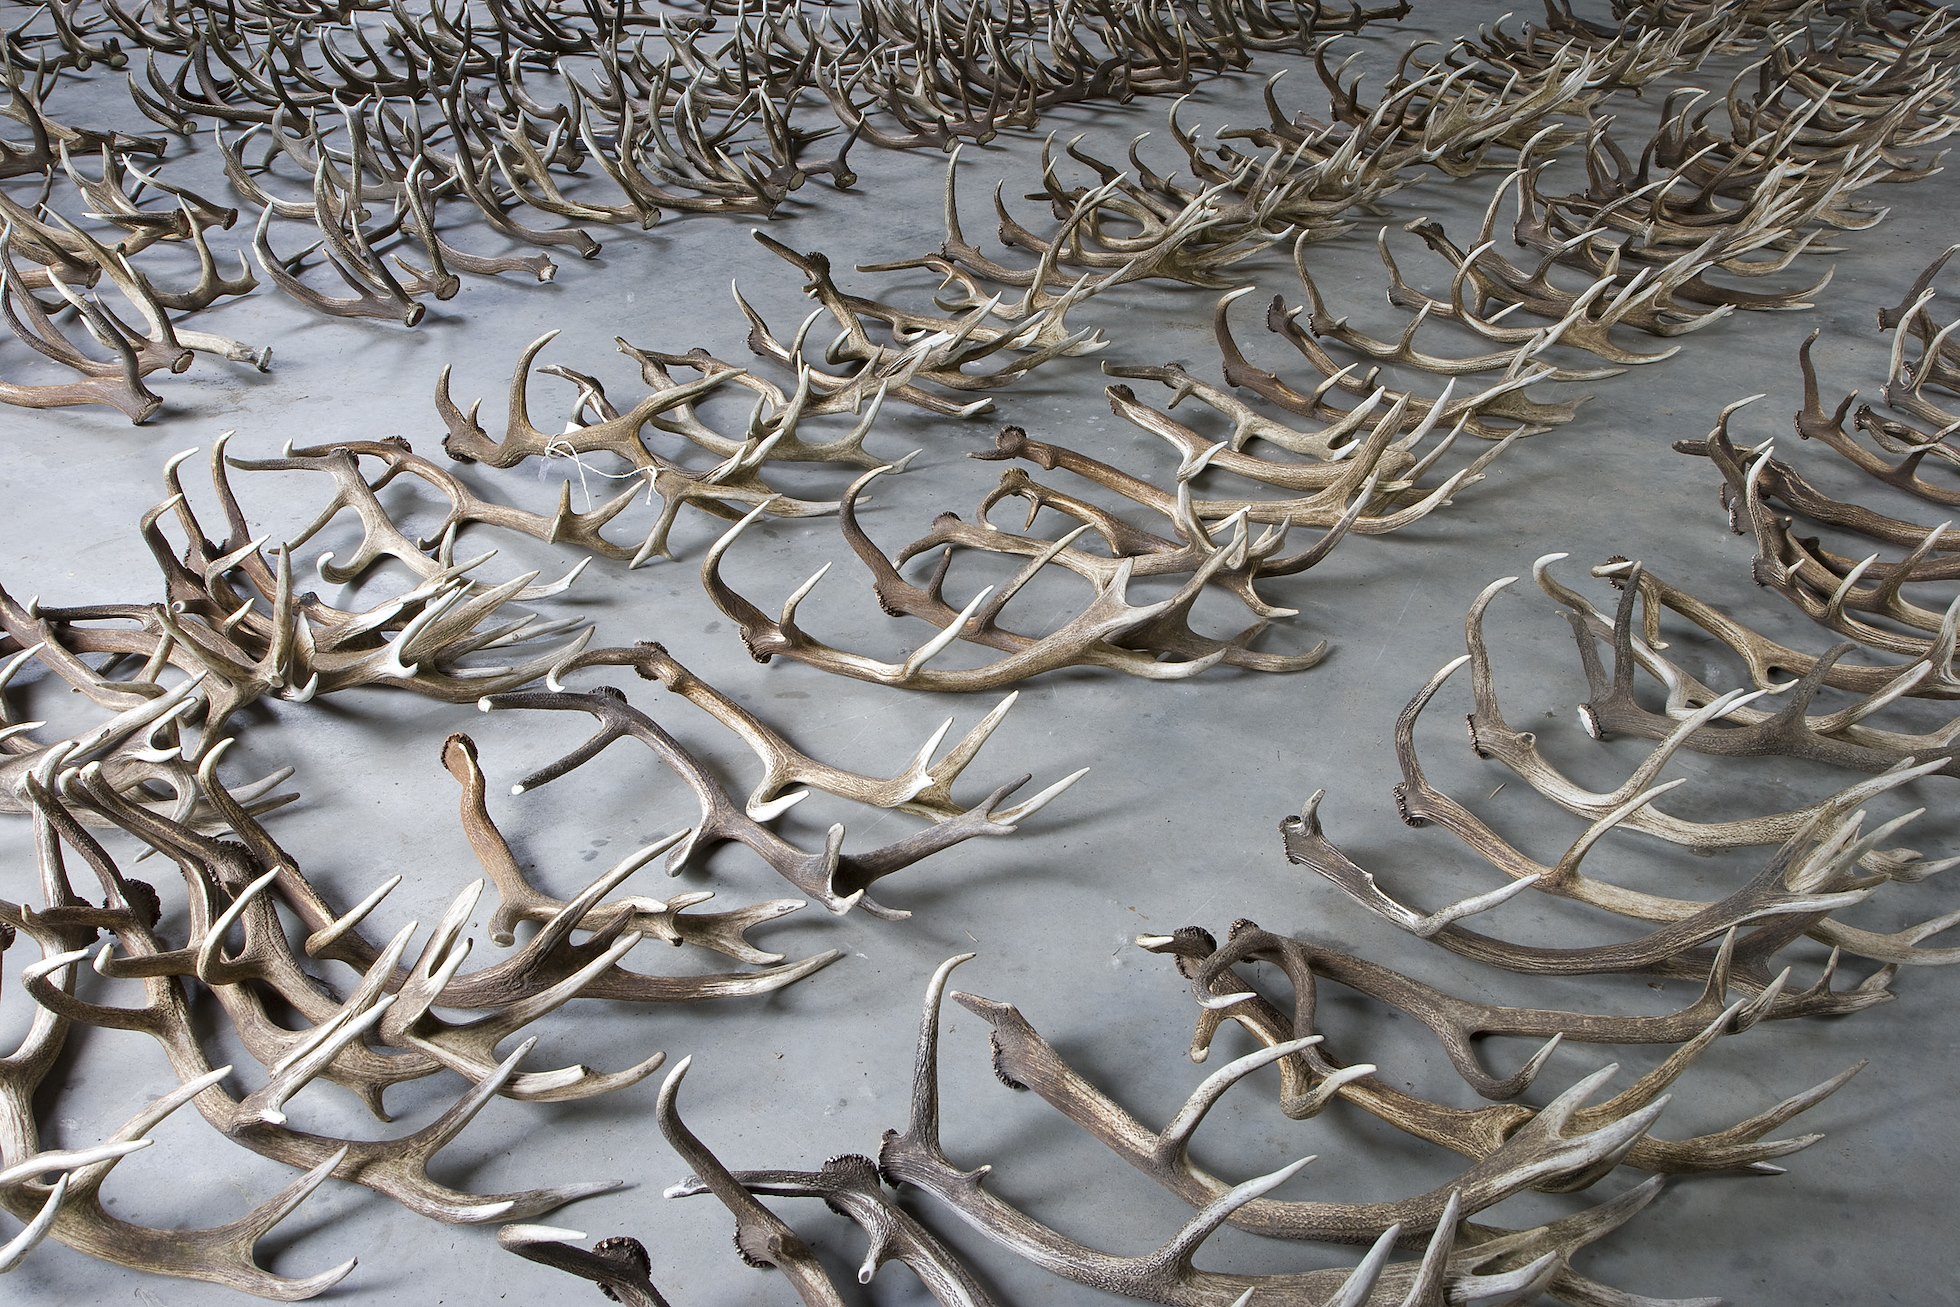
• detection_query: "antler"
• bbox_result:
[875,955,1692,1306]
[477,682,1049,919]
[1143,924,1866,1179]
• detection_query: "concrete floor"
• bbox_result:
[2,3,1958,1304]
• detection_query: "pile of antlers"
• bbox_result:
[1172,0,1960,465]
[511,953,1723,1307]
[426,199,1510,685]
[1164,221,1960,1307]
[496,7,1960,1298]
[11,0,1960,1302]
[0,0,1419,424]
[1680,245,1960,675]
[0,425,1093,1291]
[1262,221,1960,1166]
[1245,539,1955,1242]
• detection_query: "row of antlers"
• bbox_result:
[7,0,1960,1302]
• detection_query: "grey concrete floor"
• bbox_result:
[2,3,1959,1304]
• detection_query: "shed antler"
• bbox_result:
[477,683,1055,919]
[872,955,1700,1306]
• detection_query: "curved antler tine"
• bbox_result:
[1155,1037,1321,1164]
[1457,1251,1564,1304]
[1822,552,1880,627]
[1848,798,1924,858]
[529,832,692,955]
[1176,438,1227,484]
[1487,1032,1566,1100]
[1865,522,1950,611]
[992,767,1089,826]
[1531,551,1597,616]
[841,383,893,457]
[779,563,832,630]
[193,866,282,984]
[1396,378,1456,455]
[1145,1155,1314,1276]
[701,494,784,600]
[1326,1222,1400,1307]
[1462,573,1522,717]
[306,875,403,958]
[1548,778,1690,881]
[1395,1190,1458,1307]
[1319,830,1542,936]
[1173,478,1211,548]
[903,586,996,678]
[1398,410,1470,486]
[0,639,52,695]
[1740,960,1795,1034]
[1626,687,1773,787]
[1279,1057,1376,1121]
[174,1148,360,1295]
[0,721,47,753]
[0,1174,73,1273]
[891,954,979,1166]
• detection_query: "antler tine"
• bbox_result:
[0,1140,152,1199]
[903,693,1013,811]
[885,952,978,1175]
[1445,1244,1565,1307]
[1824,897,1960,965]
[0,1172,80,1273]
[1455,1177,1666,1291]
[1138,1154,1318,1278]
[699,494,789,638]
[384,898,671,1102]
[1389,1191,1459,1307]
[409,952,670,1105]
[960,521,1087,630]
[1500,1064,1670,1186]
[1328,1223,1404,1307]
[1597,1045,1865,1179]
[990,764,1090,826]
[1153,1036,1328,1164]
[538,840,684,956]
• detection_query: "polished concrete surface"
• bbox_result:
[2,4,1958,1304]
